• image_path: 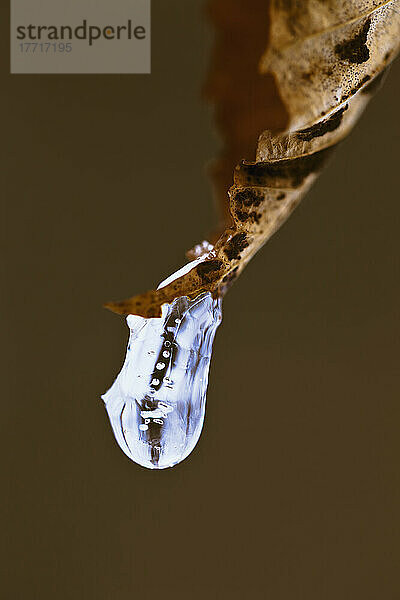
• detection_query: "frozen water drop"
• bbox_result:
[102,260,222,470]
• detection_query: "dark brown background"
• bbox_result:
[2,2,400,598]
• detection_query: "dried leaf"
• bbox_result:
[263,0,400,129]
[105,0,400,317]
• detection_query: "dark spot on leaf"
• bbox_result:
[234,189,263,207]
[196,259,223,282]
[224,233,249,261]
[235,210,248,222]
[335,17,371,64]
[297,105,348,141]
[235,209,261,224]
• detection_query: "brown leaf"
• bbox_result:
[105,0,400,318]
[263,0,400,129]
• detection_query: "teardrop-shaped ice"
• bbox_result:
[102,263,222,470]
